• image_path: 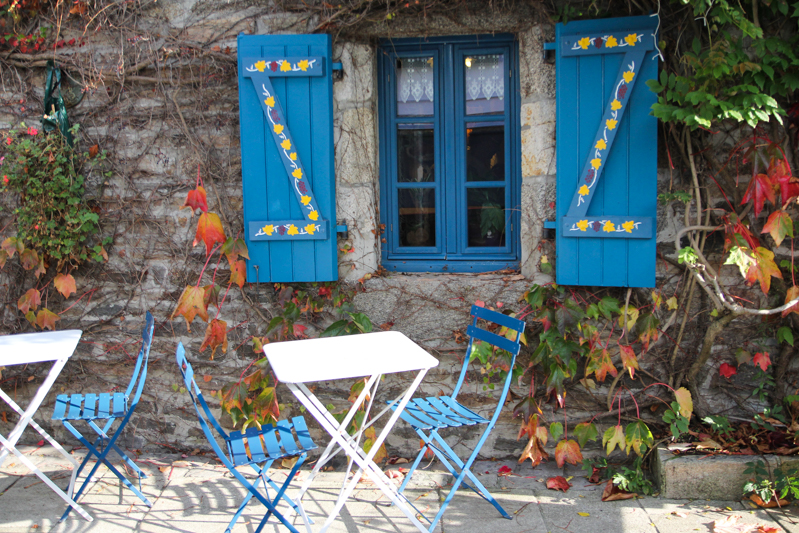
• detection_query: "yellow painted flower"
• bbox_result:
[289,152,297,161]
[591,158,602,169]
[606,36,618,48]
[578,37,591,49]
[578,184,590,196]
[603,221,616,232]
[611,99,622,111]
[623,70,635,83]
[624,33,638,46]
[606,119,618,130]
[596,139,607,150]
[264,96,275,107]
[292,168,303,179]
[305,223,316,235]
[274,124,284,134]
[280,60,292,72]
[287,224,299,236]
[622,220,635,233]
[281,139,292,150]
[301,195,312,205]
[298,59,309,71]
[309,210,319,221]
[262,224,274,235]
[254,60,266,72]
[576,219,589,231]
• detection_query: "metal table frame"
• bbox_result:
[264,331,439,533]
[0,330,92,521]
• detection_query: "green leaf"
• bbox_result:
[778,326,795,346]
[625,420,654,456]
[678,247,699,265]
[549,422,564,442]
[573,422,599,448]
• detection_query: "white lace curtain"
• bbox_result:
[397,54,504,103]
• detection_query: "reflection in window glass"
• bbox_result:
[398,126,435,183]
[467,188,505,247]
[464,54,504,115]
[397,57,434,116]
[399,188,436,247]
[466,123,504,182]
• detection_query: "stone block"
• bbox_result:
[518,24,556,100]
[335,107,377,186]
[520,175,556,280]
[336,184,379,280]
[521,99,556,177]
[333,42,375,105]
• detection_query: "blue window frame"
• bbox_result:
[378,35,521,273]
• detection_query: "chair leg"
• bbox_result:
[89,420,148,481]
[395,441,429,497]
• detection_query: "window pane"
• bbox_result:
[466,123,504,182]
[467,188,505,247]
[399,189,436,247]
[464,54,504,115]
[397,57,434,116]
[398,126,434,183]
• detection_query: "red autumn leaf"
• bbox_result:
[36,308,60,331]
[782,286,799,317]
[193,212,226,255]
[588,466,603,483]
[546,475,571,492]
[34,257,46,278]
[713,514,783,533]
[586,348,617,382]
[753,352,771,372]
[202,284,221,311]
[171,285,209,331]
[18,288,41,314]
[741,172,776,217]
[221,237,249,263]
[761,209,793,247]
[498,465,513,476]
[719,363,737,378]
[619,344,639,378]
[203,374,212,382]
[554,438,582,468]
[745,247,782,294]
[20,249,38,270]
[293,323,308,338]
[230,259,247,289]
[767,157,799,205]
[1,237,24,259]
[474,300,485,307]
[181,186,208,215]
[88,144,99,158]
[199,318,228,360]
[601,479,637,501]
[54,273,77,299]
[724,213,760,251]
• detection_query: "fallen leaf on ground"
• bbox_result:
[498,465,513,476]
[713,514,783,533]
[601,480,637,501]
[577,512,590,517]
[748,494,789,508]
[695,438,724,450]
[546,475,571,492]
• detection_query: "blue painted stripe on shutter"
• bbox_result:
[237,34,337,282]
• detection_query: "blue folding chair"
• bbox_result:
[390,305,525,531]
[175,343,316,533]
[52,311,155,521]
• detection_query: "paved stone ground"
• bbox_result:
[1,445,798,533]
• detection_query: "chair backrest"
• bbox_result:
[174,343,234,465]
[126,311,155,408]
[452,305,525,413]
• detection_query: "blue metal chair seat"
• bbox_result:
[390,304,525,532]
[176,343,317,533]
[52,311,155,522]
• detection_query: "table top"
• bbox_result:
[0,330,82,365]
[264,331,439,383]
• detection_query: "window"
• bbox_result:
[378,35,521,272]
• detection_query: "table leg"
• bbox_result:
[290,370,431,533]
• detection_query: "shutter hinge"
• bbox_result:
[332,62,344,81]
[336,221,348,239]
[543,42,556,64]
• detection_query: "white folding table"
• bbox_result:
[0,330,92,521]
[264,331,439,533]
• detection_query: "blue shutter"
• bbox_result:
[555,16,659,288]
[237,34,337,283]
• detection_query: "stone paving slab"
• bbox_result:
[2,447,799,533]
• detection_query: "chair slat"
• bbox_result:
[97,394,111,418]
[290,416,316,451]
[276,420,301,455]
[82,393,97,420]
[53,395,68,420]
[471,305,525,332]
[414,399,463,427]
[395,401,444,430]
[67,395,83,419]
[112,392,126,417]
[261,425,283,458]
[228,432,250,466]
[244,428,268,463]
[466,325,520,355]
[438,396,488,424]
[426,397,481,426]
